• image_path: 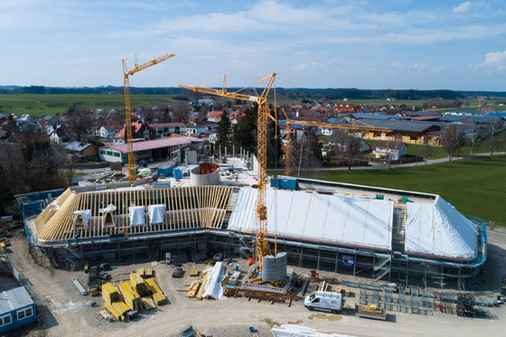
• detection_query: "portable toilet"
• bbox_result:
[174,167,183,180]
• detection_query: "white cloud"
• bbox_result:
[479,51,506,70]
[390,62,402,68]
[453,2,471,14]
[294,64,308,71]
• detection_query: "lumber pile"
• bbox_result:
[119,282,142,311]
[137,267,154,279]
[102,282,132,321]
[145,278,167,306]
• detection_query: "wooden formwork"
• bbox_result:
[34,186,234,243]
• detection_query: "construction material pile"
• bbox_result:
[103,269,167,322]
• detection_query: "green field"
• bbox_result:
[0,94,179,116]
[295,155,506,225]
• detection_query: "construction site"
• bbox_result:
[2,53,505,337]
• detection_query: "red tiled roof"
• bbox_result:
[106,136,203,154]
[114,121,152,138]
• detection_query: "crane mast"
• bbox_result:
[123,52,175,181]
[283,119,392,176]
[179,74,277,270]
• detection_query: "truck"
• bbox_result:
[304,291,342,313]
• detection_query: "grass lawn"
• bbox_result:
[299,155,506,225]
[0,94,179,116]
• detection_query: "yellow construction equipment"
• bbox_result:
[123,52,175,181]
[283,119,392,176]
[179,74,276,272]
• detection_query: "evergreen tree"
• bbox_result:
[216,110,231,150]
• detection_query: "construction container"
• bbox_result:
[270,176,299,190]
[119,282,142,312]
[102,283,120,305]
[145,278,167,306]
[157,165,173,177]
[129,273,151,297]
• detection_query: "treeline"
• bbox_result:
[0,86,183,95]
[3,86,506,100]
[277,88,467,100]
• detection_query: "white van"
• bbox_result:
[304,291,342,313]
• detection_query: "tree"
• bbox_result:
[160,107,172,123]
[329,130,362,170]
[66,103,94,142]
[467,123,481,157]
[233,106,257,153]
[216,111,231,151]
[441,125,465,161]
[197,104,210,123]
[486,119,503,155]
[289,129,322,177]
[172,103,190,123]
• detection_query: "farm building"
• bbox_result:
[23,171,486,290]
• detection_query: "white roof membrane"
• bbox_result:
[229,188,393,251]
[405,196,478,259]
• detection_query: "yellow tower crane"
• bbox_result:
[283,119,392,176]
[123,52,175,181]
[179,74,277,271]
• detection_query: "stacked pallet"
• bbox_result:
[145,278,167,306]
[119,282,142,312]
[102,283,130,321]
[130,272,151,297]
[137,267,154,279]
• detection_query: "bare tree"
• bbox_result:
[198,104,210,123]
[329,130,362,170]
[172,103,190,123]
[441,125,465,161]
[289,129,322,177]
[486,118,503,155]
[65,104,95,142]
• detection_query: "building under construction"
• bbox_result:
[24,162,486,290]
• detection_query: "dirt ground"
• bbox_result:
[4,225,506,337]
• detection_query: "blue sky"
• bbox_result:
[2,0,506,90]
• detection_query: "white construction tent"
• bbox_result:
[228,188,394,251]
[228,187,479,261]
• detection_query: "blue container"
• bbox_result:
[157,165,173,177]
[174,167,183,180]
[270,176,299,190]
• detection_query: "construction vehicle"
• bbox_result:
[282,118,392,176]
[123,52,175,181]
[304,291,342,313]
[179,74,277,272]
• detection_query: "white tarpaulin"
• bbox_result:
[405,196,477,259]
[147,204,165,225]
[202,261,227,300]
[228,188,393,251]
[128,206,146,226]
[99,204,117,214]
[271,324,356,337]
[73,210,91,229]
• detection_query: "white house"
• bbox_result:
[150,123,187,135]
[373,140,407,160]
[100,125,122,139]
